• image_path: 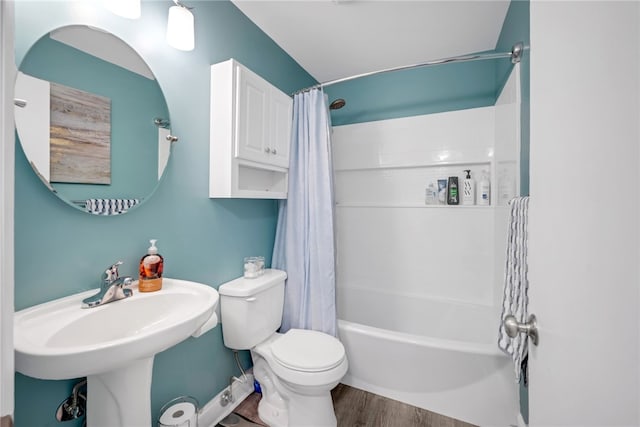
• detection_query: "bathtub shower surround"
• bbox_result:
[273,88,337,336]
[332,67,521,426]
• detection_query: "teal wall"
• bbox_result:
[326,56,505,126]
[13,1,315,426]
[19,36,168,201]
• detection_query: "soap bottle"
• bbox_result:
[139,239,164,292]
[462,169,475,205]
[478,170,491,206]
[425,181,437,205]
[447,176,459,205]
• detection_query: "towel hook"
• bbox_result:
[504,314,539,346]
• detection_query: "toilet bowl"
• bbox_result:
[218,269,348,427]
[252,331,348,427]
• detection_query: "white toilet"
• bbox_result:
[219,269,348,427]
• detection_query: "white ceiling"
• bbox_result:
[231,0,511,83]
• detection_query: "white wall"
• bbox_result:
[0,0,15,422]
[528,1,639,425]
[494,64,522,308]
[495,62,521,206]
[333,107,499,308]
[14,72,50,181]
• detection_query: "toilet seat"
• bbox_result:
[252,330,349,389]
[271,329,345,373]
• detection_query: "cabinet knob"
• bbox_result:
[265,147,271,153]
[271,149,277,155]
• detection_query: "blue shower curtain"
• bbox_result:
[272,88,337,336]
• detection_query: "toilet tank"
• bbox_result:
[218,269,287,350]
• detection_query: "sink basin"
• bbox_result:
[15,278,219,426]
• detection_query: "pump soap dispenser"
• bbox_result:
[462,169,475,205]
[139,239,164,292]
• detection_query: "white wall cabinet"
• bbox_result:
[210,59,292,198]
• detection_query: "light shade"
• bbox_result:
[167,5,195,51]
[105,0,141,19]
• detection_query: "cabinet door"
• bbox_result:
[269,88,293,168]
[235,65,269,163]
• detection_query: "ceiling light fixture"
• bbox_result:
[166,0,195,51]
[105,0,141,19]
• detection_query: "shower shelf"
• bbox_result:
[335,204,494,208]
[334,159,492,172]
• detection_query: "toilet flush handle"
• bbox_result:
[245,297,257,302]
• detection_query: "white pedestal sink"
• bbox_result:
[14,278,219,427]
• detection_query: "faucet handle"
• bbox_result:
[104,261,124,283]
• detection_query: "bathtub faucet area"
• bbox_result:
[82,261,133,308]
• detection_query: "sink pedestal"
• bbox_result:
[86,356,154,427]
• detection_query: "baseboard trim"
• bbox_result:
[197,370,255,427]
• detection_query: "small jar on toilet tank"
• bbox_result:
[243,256,265,279]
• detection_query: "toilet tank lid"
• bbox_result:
[218,269,287,297]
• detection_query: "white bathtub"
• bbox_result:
[337,286,518,427]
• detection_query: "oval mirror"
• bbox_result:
[14,25,173,216]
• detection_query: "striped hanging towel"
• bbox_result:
[498,196,530,382]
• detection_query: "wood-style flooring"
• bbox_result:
[331,384,476,427]
[223,384,477,427]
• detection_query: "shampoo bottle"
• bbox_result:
[462,169,475,205]
[478,170,491,206]
[437,179,448,205]
[447,176,459,205]
[139,239,164,292]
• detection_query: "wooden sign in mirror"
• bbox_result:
[14,25,173,215]
[49,82,111,185]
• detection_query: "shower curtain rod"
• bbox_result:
[293,42,526,96]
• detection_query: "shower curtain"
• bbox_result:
[272,88,337,336]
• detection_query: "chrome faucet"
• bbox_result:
[82,261,133,308]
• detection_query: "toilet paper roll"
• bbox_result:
[158,401,198,427]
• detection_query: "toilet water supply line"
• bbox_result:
[221,350,249,406]
[234,349,248,382]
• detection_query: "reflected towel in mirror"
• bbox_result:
[84,198,140,215]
